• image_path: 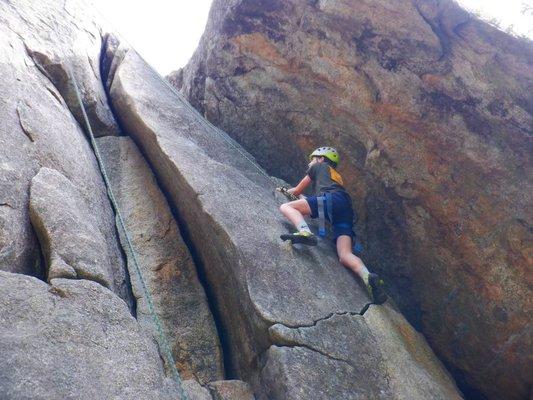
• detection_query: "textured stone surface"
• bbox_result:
[0,0,129,304]
[176,0,533,398]
[29,167,113,288]
[108,47,462,399]
[183,380,213,400]
[2,0,120,137]
[267,305,461,400]
[97,136,224,384]
[0,271,180,400]
[208,380,255,400]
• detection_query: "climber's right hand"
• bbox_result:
[276,186,299,201]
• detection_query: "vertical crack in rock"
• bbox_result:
[96,136,224,384]
[99,37,250,381]
[413,2,451,62]
[98,39,230,383]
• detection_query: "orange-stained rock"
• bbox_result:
[174,0,533,398]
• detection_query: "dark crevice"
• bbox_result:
[27,217,48,283]
[278,342,355,368]
[99,37,233,378]
[413,2,451,62]
[33,232,47,282]
[100,33,129,94]
[166,196,234,378]
[278,304,375,330]
[123,142,234,379]
[99,33,130,136]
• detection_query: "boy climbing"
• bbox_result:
[278,147,387,305]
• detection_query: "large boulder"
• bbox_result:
[107,47,462,399]
[29,167,114,288]
[97,136,224,384]
[175,0,533,398]
[0,271,180,400]
[0,0,129,304]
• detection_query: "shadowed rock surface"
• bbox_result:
[183,380,213,400]
[0,271,179,400]
[175,0,533,398]
[97,136,224,384]
[107,46,462,399]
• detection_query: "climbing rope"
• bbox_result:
[66,65,190,400]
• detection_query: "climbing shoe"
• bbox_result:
[367,273,387,305]
[280,231,318,246]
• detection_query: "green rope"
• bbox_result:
[67,66,189,400]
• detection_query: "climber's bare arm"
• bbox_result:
[288,175,311,197]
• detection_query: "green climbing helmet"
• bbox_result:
[309,146,340,165]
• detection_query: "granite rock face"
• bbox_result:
[0,0,129,303]
[176,0,533,398]
[29,167,114,288]
[0,271,179,400]
[97,136,224,384]
[208,380,255,400]
[108,46,462,399]
[2,0,120,137]
[267,306,461,400]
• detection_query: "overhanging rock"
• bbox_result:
[108,47,462,399]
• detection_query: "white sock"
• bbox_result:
[297,220,311,234]
[359,264,370,285]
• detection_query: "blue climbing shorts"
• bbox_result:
[306,191,356,242]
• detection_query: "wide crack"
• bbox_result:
[98,36,234,379]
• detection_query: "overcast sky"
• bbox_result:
[90,0,533,75]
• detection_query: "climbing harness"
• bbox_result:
[316,193,333,237]
[66,65,189,400]
[316,192,362,254]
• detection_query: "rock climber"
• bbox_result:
[278,146,387,304]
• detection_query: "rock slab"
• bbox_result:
[29,167,113,288]
[0,270,180,400]
[97,136,224,384]
[0,0,130,305]
[208,380,255,400]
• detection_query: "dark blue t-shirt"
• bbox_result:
[306,162,346,195]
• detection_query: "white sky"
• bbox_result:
[90,0,532,75]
